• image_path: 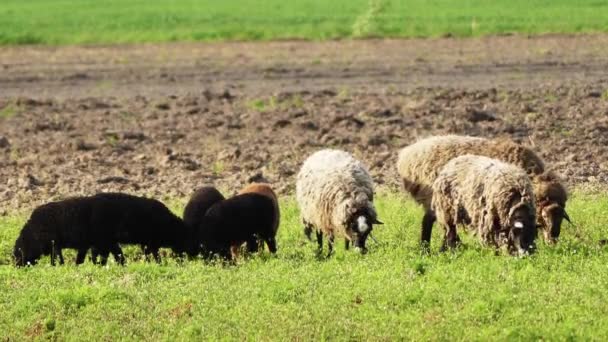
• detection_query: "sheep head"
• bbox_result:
[346,205,383,254]
[534,171,568,244]
[505,200,537,256]
[12,235,39,267]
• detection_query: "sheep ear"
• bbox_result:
[372,218,384,225]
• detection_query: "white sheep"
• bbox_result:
[432,155,537,255]
[296,149,383,255]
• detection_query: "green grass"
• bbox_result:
[1,0,608,45]
[2,192,608,339]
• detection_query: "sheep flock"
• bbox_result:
[13,134,572,266]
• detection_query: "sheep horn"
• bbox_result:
[372,218,384,225]
[563,210,572,224]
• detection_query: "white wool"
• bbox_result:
[296,149,377,238]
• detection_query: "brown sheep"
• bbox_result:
[238,183,281,255]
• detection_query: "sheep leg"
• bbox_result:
[303,222,314,241]
[440,223,460,252]
[52,243,64,265]
[91,248,99,264]
[76,249,88,265]
[246,237,259,253]
[151,249,161,263]
[100,253,110,266]
[345,239,350,250]
[230,244,240,260]
[110,244,125,265]
[316,231,323,251]
[57,249,65,265]
[420,210,436,249]
[50,240,57,266]
[266,237,277,254]
[327,235,335,257]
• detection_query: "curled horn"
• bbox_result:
[372,217,384,225]
[563,210,572,224]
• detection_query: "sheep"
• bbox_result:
[198,192,279,260]
[431,155,537,255]
[396,135,568,247]
[296,149,383,256]
[13,193,194,266]
[183,186,225,230]
[238,183,280,253]
[13,197,104,267]
[90,192,196,262]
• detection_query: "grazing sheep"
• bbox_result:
[13,197,100,267]
[90,193,195,262]
[238,183,280,253]
[183,186,225,229]
[396,135,568,247]
[431,155,537,255]
[199,193,279,259]
[13,193,194,267]
[296,149,383,256]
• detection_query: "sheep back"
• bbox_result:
[90,193,191,254]
[397,135,545,210]
[238,183,280,235]
[200,193,277,255]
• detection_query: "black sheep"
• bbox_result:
[13,193,195,267]
[87,193,196,262]
[199,193,279,260]
[13,197,98,266]
[183,186,225,229]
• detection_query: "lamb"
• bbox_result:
[198,192,279,259]
[431,155,537,255]
[13,193,194,266]
[238,183,280,252]
[183,186,225,229]
[396,135,568,247]
[296,149,383,256]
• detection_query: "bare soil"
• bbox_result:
[2,35,608,211]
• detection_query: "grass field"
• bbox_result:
[1,0,608,45]
[1,192,608,340]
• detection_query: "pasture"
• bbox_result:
[2,0,608,340]
[1,193,608,340]
[1,0,608,45]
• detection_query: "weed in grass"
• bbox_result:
[0,104,16,119]
[247,98,272,112]
[352,0,386,38]
[247,95,304,112]
[119,111,136,122]
[338,87,351,99]
[212,161,225,176]
[105,134,119,147]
